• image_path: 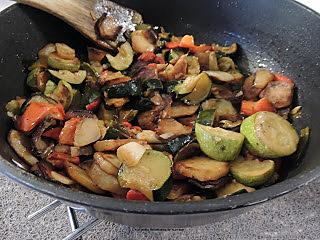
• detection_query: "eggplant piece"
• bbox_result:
[65,110,95,120]
[156,118,192,136]
[196,51,218,71]
[105,125,130,139]
[131,29,156,53]
[188,175,232,191]
[216,180,255,198]
[126,97,153,111]
[35,161,75,185]
[106,42,134,71]
[259,80,294,108]
[8,129,39,166]
[106,80,142,98]
[173,142,201,162]
[47,53,80,72]
[167,103,199,118]
[177,114,197,128]
[105,97,129,108]
[31,118,57,159]
[27,67,42,90]
[95,13,123,41]
[87,47,107,63]
[163,80,180,94]
[167,134,194,154]
[38,43,56,65]
[204,70,234,82]
[243,70,274,100]
[93,139,146,151]
[80,85,101,107]
[5,99,22,118]
[74,118,103,147]
[48,69,86,85]
[174,156,230,181]
[167,182,191,200]
[55,43,76,60]
[174,194,205,202]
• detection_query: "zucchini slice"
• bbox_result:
[106,41,133,70]
[47,53,80,72]
[216,181,255,198]
[195,123,244,161]
[182,72,212,105]
[240,111,299,158]
[174,156,229,182]
[118,150,172,201]
[230,158,275,187]
[48,69,86,84]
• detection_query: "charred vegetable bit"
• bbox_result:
[6,17,305,202]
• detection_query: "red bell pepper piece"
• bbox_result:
[274,74,294,84]
[126,190,149,201]
[138,51,157,62]
[19,102,65,132]
[59,117,82,145]
[165,41,180,49]
[42,127,62,141]
[85,98,101,111]
[241,98,274,116]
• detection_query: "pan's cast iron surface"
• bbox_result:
[0,0,319,228]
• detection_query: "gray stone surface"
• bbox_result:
[0,174,319,240]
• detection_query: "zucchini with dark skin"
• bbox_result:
[106,80,142,98]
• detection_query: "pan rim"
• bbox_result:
[0,0,320,215]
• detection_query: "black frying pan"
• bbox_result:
[0,0,319,228]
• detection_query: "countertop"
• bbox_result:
[0,0,319,239]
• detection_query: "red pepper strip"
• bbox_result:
[165,41,180,49]
[48,152,80,165]
[42,127,62,141]
[189,44,212,53]
[274,74,294,84]
[19,102,65,132]
[131,126,142,132]
[122,121,132,129]
[241,98,274,116]
[59,117,82,145]
[147,63,158,69]
[138,51,157,62]
[86,98,101,111]
[126,190,149,201]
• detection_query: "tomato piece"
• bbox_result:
[19,102,65,132]
[85,98,101,111]
[138,51,157,62]
[274,74,294,84]
[126,190,149,201]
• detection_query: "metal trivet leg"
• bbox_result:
[27,200,101,240]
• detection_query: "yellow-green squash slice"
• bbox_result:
[240,111,299,158]
[230,158,275,187]
[195,123,244,161]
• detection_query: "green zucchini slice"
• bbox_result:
[195,123,244,161]
[48,69,86,84]
[240,111,299,158]
[230,158,275,187]
[118,150,172,201]
[106,41,133,71]
[47,53,80,72]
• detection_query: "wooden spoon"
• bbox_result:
[15,0,140,49]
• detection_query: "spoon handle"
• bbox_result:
[15,0,96,42]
